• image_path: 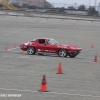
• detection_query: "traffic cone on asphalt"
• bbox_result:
[5,46,8,51]
[29,22,32,24]
[94,55,98,62]
[39,75,48,92]
[73,23,76,25]
[36,20,38,23]
[14,44,17,48]
[20,49,24,52]
[56,62,63,74]
[68,24,72,26]
[91,43,94,48]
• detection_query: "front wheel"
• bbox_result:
[58,49,68,57]
[27,47,36,55]
[68,51,79,58]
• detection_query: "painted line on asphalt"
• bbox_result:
[8,47,20,51]
[4,19,47,36]
[5,47,99,62]
[5,28,24,35]
[4,51,99,63]
[40,20,47,23]
[0,88,100,98]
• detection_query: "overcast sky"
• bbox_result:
[47,0,100,7]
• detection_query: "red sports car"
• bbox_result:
[20,38,82,58]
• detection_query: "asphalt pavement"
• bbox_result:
[0,15,100,100]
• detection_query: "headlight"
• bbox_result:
[24,46,27,48]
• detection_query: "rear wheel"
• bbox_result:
[27,47,36,55]
[68,51,79,58]
[58,49,67,57]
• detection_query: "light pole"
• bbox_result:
[89,0,91,6]
[95,0,97,9]
[74,3,77,9]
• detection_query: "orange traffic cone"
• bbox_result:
[39,75,48,92]
[56,62,63,74]
[91,43,94,48]
[20,49,24,52]
[94,55,98,62]
[36,20,38,23]
[68,24,72,26]
[5,46,8,51]
[73,23,76,25]
[29,22,32,24]
[14,44,16,48]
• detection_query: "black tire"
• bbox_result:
[38,53,44,55]
[68,51,79,58]
[58,49,67,57]
[27,47,36,55]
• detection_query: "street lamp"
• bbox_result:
[95,0,97,10]
[89,0,91,6]
[74,3,77,9]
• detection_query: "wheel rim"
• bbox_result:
[27,47,34,54]
[59,49,67,57]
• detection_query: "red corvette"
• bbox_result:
[20,38,82,58]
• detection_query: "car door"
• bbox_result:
[46,44,58,53]
[37,39,48,52]
[45,39,58,53]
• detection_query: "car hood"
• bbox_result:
[56,44,82,50]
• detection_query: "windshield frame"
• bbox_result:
[48,39,58,44]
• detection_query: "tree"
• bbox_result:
[59,7,65,12]
[68,6,75,10]
[88,6,98,16]
[78,5,86,10]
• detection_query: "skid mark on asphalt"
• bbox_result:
[0,88,100,98]
[2,19,47,36]
[0,54,98,63]
[2,47,99,62]
[1,54,49,60]
[5,28,24,35]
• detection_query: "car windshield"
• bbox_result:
[48,39,58,44]
[30,39,36,42]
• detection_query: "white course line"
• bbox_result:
[0,88,100,98]
[6,48,98,63]
[40,20,47,23]
[8,47,20,51]
[5,28,24,36]
[4,19,46,36]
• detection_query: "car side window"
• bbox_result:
[38,39,45,44]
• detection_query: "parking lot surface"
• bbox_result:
[0,15,100,100]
